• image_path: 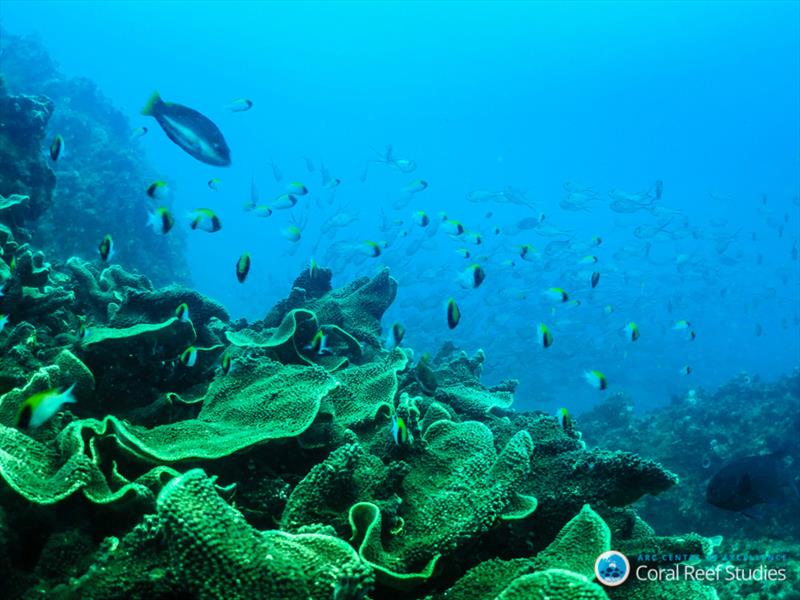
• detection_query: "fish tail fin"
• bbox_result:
[61,383,78,403]
[141,91,162,116]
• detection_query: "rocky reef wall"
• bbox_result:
[0,30,188,286]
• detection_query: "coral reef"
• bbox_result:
[0,220,720,598]
[0,79,56,224]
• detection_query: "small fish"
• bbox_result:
[221,349,233,375]
[142,91,231,166]
[16,384,76,428]
[557,407,572,431]
[0,314,8,334]
[98,234,114,262]
[244,175,259,211]
[455,248,471,259]
[466,189,502,203]
[323,177,342,189]
[130,126,148,140]
[584,370,608,390]
[266,159,283,182]
[654,180,664,201]
[689,330,697,341]
[387,322,405,349]
[226,98,253,112]
[623,322,640,342]
[236,252,251,282]
[391,414,412,446]
[446,298,460,329]
[361,241,382,257]
[404,179,428,194]
[49,134,64,161]
[414,354,438,396]
[537,323,553,348]
[377,146,417,173]
[412,211,430,227]
[604,305,614,314]
[175,303,191,322]
[500,259,515,267]
[463,232,482,245]
[672,319,691,330]
[519,244,537,261]
[304,329,330,355]
[252,205,273,218]
[591,236,603,246]
[281,226,302,242]
[78,322,91,341]
[146,180,169,200]
[590,271,600,288]
[147,207,175,235]
[286,182,309,196]
[189,209,222,232]
[207,177,222,191]
[544,287,569,303]
[308,258,319,279]
[180,346,198,367]
[271,193,298,210]
[442,220,465,236]
[458,264,486,289]
[680,365,692,376]
[394,158,417,173]
[579,255,598,264]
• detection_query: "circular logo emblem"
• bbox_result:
[595,550,631,586]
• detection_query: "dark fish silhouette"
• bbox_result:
[706,453,796,513]
[142,91,231,166]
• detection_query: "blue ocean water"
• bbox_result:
[3,0,798,413]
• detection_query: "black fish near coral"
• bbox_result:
[98,234,113,262]
[706,453,797,513]
[49,134,64,161]
[236,252,251,283]
[446,297,460,329]
[142,91,231,166]
[190,209,222,232]
[147,207,174,235]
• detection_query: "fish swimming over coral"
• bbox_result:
[16,384,76,428]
